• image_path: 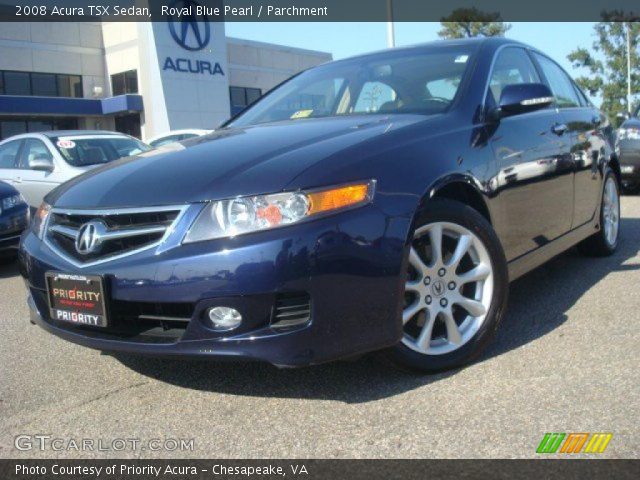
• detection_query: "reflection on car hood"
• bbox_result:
[621,118,640,129]
[47,115,426,209]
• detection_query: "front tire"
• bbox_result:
[386,199,509,373]
[577,170,620,257]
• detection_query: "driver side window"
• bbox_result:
[489,48,541,104]
[19,139,53,169]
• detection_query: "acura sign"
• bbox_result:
[163,0,225,76]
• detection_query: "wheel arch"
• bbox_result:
[417,174,493,226]
[608,153,622,187]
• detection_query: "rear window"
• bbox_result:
[52,135,151,167]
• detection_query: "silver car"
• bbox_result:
[0,131,151,208]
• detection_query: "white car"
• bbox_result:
[0,131,151,208]
[146,129,213,148]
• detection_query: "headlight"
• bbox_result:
[1,193,23,211]
[32,202,51,239]
[183,180,376,243]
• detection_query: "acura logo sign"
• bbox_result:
[168,0,210,51]
[75,221,106,255]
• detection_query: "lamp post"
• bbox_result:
[386,0,395,48]
[627,22,632,114]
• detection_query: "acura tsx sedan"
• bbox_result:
[19,38,621,372]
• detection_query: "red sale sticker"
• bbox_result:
[56,139,76,149]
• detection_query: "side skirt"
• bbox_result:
[507,220,599,282]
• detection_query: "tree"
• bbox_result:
[567,17,640,125]
[438,7,511,39]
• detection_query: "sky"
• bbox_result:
[226,22,600,102]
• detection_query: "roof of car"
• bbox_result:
[323,37,525,65]
[40,130,127,138]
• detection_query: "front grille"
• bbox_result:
[45,206,183,265]
[271,292,311,329]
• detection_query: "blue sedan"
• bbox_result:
[0,181,29,261]
[19,38,620,372]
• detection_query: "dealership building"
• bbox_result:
[0,21,331,140]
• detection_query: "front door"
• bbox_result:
[486,47,575,261]
[16,138,60,208]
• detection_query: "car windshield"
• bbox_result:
[52,135,151,167]
[228,45,477,128]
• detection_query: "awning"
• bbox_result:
[0,94,143,116]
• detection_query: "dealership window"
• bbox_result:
[0,71,83,98]
[111,70,138,96]
[229,86,262,114]
[57,74,83,98]
[0,117,78,141]
[31,73,57,97]
[3,71,30,95]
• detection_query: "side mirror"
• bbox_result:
[28,155,54,172]
[493,83,554,119]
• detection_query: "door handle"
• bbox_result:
[14,176,22,184]
[551,123,568,136]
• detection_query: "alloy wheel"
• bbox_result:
[402,222,494,355]
[602,177,620,246]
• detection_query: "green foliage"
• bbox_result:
[567,19,640,126]
[438,7,511,39]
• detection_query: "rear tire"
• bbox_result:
[577,171,620,257]
[385,199,509,373]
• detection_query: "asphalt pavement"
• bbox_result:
[0,197,638,459]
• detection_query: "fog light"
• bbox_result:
[207,306,242,330]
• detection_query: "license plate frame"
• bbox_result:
[621,165,634,174]
[45,272,109,328]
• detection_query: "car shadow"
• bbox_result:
[102,217,640,402]
[0,258,20,279]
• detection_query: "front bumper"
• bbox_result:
[20,203,411,366]
[0,204,29,252]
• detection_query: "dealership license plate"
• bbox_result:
[621,166,635,174]
[46,272,108,328]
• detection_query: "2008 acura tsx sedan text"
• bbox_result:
[19,38,621,372]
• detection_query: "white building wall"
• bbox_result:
[0,22,108,99]
[227,37,331,95]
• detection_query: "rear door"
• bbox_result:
[532,52,604,228]
[0,139,24,186]
[487,47,575,261]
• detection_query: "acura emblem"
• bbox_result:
[75,221,106,255]
[431,280,445,297]
[167,0,211,51]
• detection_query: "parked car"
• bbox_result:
[616,106,640,193]
[20,38,621,372]
[146,129,213,148]
[0,181,29,261]
[0,131,151,209]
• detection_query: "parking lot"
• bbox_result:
[0,197,638,459]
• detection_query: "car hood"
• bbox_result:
[0,180,18,198]
[47,115,427,209]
